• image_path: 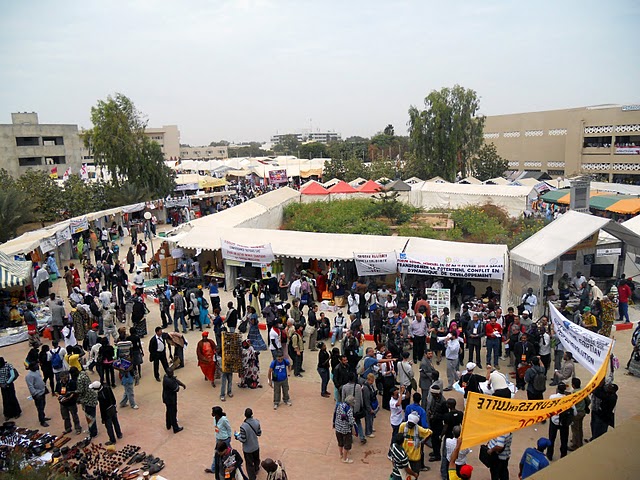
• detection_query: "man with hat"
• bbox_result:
[458,362,486,405]
[162,367,185,433]
[398,412,432,476]
[448,435,473,479]
[196,331,217,387]
[427,384,447,463]
[519,437,551,479]
[90,381,122,445]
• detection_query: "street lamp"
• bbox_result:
[143,211,155,260]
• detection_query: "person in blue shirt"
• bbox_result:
[404,392,428,428]
[268,350,292,410]
[519,437,551,479]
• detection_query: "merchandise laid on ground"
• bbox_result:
[0,422,166,479]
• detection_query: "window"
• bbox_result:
[42,136,64,146]
[44,156,66,165]
[583,136,612,148]
[16,136,39,146]
[18,157,42,166]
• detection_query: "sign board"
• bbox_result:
[570,177,590,213]
[615,147,640,155]
[597,247,622,257]
[69,216,89,234]
[397,253,504,280]
[175,183,199,191]
[39,236,57,253]
[622,105,640,111]
[268,169,288,185]
[56,227,72,245]
[354,252,397,276]
[221,239,275,264]
[165,198,190,208]
[424,288,450,317]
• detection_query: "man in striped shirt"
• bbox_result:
[390,432,418,480]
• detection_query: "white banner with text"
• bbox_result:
[221,239,275,265]
[354,252,397,276]
[397,252,504,279]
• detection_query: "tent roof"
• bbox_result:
[458,176,482,185]
[607,198,640,215]
[176,226,507,262]
[511,177,541,187]
[623,214,640,234]
[323,178,341,188]
[541,189,571,204]
[327,181,357,194]
[300,180,329,195]
[420,182,534,197]
[510,211,640,267]
[591,182,640,196]
[384,179,412,191]
[0,251,31,288]
[348,177,367,187]
[404,177,424,184]
[484,177,510,185]
[357,180,383,193]
[426,176,449,183]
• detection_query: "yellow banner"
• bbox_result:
[460,345,611,450]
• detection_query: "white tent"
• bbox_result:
[510,211,640,316]
[404,177,424,184]
[408,182,535,217]
[484,177,510,185]
[458,176,482,185]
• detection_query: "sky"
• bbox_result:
[1,0,638,145]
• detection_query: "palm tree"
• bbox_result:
[0,189,35,242]
[105,182,152,208]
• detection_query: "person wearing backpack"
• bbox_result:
[525,356,547,401]
[47,340,68,386]
[546,382,575,461]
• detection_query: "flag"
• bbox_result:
[49,166,58,179]
[62,168,71,182]
[80,164,89,181]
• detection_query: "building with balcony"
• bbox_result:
[179,145,228,160]
[483,104,640,181]
[0,112,83,177]
[271,130,341,144]
[144,125,180,160]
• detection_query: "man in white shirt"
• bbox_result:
[572,272,586,295]
[388,385,406,458]
[99,285,112,309]
[268,321,283,360]
[521,288,537,313]
[149,326,170,382]
[289,277,301,299]
[132,270,145,288]
[445,426,471,469]
[547,383,576,460]
[440,332,461,391]
[331,312,347,346]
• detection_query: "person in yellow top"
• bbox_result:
[581,306,598,332]
[64,346,84,372]
[399,412,432,475]
[448,436,473,479]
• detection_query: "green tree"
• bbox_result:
[471,143,509,181]
[16,170,63,225]
[105,182,152,208]
[343,156,369,182]
[408,85,485,182]
[61,175,107,217]
[299,142,328,159]
[229,142,273,157]
[384,124,395,136]
[369,155,396,180]
[322,157,346,180]
[209,140,230,146]
[0,168,16,190]
[83,93,175,196]
[272,135,300,155]
[0,189,34,242]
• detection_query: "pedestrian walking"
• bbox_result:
[237,408,262,480]
[162,367,185,434]
[268,350,291,410]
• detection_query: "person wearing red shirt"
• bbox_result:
[485,315,503,368]
[618,280,632,323]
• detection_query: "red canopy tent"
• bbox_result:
[327,180,357,194]
[300,181,329,195]
[357,180,382,193]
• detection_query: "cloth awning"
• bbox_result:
[199,177,227,188]
[510,210,640,268]
[0,252,31,289]
[384,179,412,191]
[607,198,640,214]
[541,189,570,204]
[327,181,357,194]
[300,181,329,195]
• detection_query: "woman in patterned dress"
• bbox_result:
[599,286,618,337]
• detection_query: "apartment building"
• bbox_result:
[145,125,180,160]
[271,131,341,144]
[483,104,640,181]
[0,112,82,177]
[179,145,228,160]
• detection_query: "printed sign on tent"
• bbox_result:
[548,302,613,375]
[221,239,275,265]
[354,252,397,276]
[268,169,288,185]
[397,253,504,280]
[69,216,89,234]
[460,343,612,449]
[39,236,58,253]
[56,227,72,245]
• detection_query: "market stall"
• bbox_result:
[509,210,640,318]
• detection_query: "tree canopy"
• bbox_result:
[407,85,485,182]
[471,143,509,181]
[83,93,175,196]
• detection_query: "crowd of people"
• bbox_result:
[0,237,631,480]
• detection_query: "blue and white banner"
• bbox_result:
[549,302,613,375]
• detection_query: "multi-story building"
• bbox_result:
[0,112,83,177]
[483,104,640,181]
[179,145,228,160]
[144,125,180,160]
[271,130,341,144]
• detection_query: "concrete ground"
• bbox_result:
[3,275,640,480]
